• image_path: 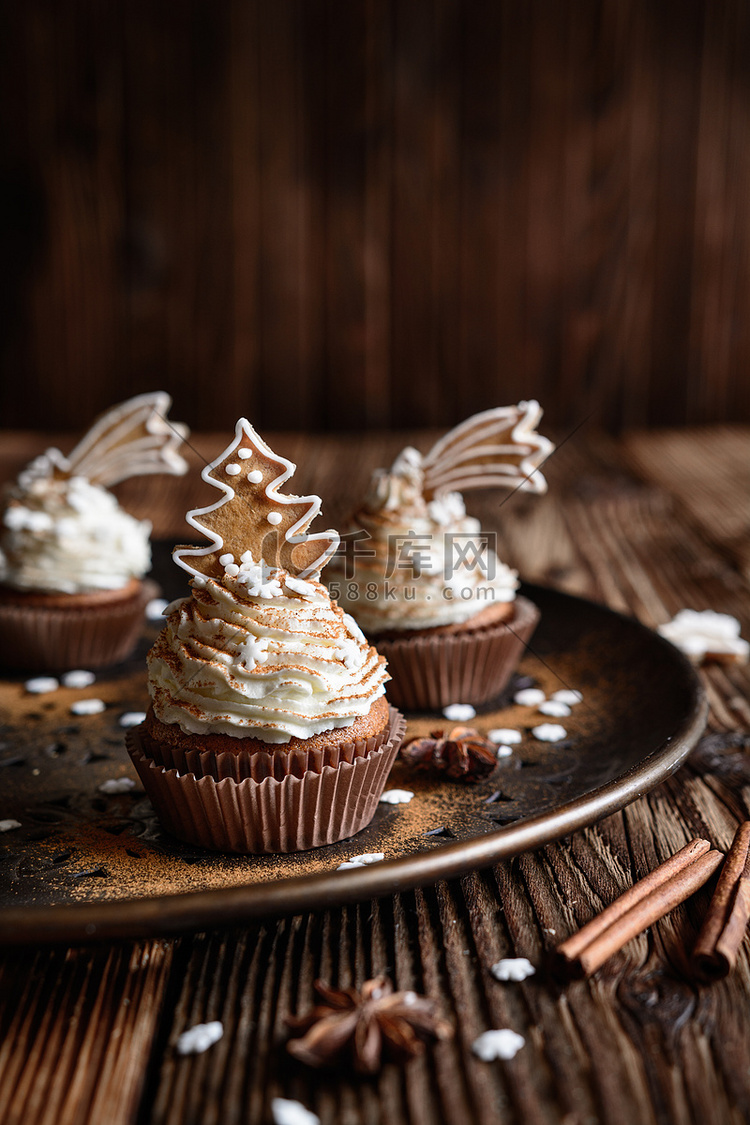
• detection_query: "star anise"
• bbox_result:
[286,976,452,1074]
[399,725,498,782]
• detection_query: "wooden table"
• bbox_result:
[0,427,749,1125]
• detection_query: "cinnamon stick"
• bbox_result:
[554,838,724,979]
[691,821,750,982]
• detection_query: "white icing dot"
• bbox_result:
[219,553,234,566]
[472,1028,526,1061]
[379,789,414,804]
[443,703,476,722]
[119,712,147,728]
[495,745,515,758]
[538,700,571,718]
[238,448,252,459]
[551,689,583,706]
[70,698,106,716]
[0,820,22,833]
[267,511,283,526]
[225,463,241,476]
[25,677,59,695]
[247,470,263,484]
[514,688,546,707]
[61,669,96,689]
[176,1021,224,1056]
[488,728,522,745]
[491,957,536,982]
[532,723,567,743]
[98,777,136,794]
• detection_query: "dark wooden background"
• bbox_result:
[2,0,750,435]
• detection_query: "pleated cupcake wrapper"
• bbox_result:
[374,596,540,711]
[0,580,157,673]
[127,706,406,854]
[138,722,389,782]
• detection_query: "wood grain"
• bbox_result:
[3,1,750,432]
[0,427,749,1124]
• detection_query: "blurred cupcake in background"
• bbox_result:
[0,391,189,672]
[327,402,553,712]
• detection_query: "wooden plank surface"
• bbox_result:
[0,428,749,1125]
[3,1,750,434]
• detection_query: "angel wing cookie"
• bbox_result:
[60,391,189,486]
[421,401,554,499]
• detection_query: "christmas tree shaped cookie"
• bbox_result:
[174,419,339,583]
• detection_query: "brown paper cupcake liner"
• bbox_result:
[138,721,389,782]
[127,705,406,854]
[373,596,540,712]
[0,580,158,673]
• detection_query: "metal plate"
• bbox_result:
[0,578,706,944]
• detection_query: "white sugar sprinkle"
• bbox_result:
[337,852,384,870]
[145,598,169,621]
[491,957,536,982]
[0,819,21,833]
[272,1099,320,1125]
[379,789,414,804]
[25,677,59,694]
[514,688,546,707]
[98,777,136,795]
[472,1028,526,1061]
[70,698,106,716]
[551,689,583,706]
[443,703,476,722]
[219,553,234,566]
[538,699,571,718]
[176,1021,224,1055]
[532,723,567,743]
[225,463,241,476]
[61,669,95,689]
[488,728,522,745]
[119,712,147,728]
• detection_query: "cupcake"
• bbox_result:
[127,419,404,854]
[0,392,189,672]
[327,402,554,711]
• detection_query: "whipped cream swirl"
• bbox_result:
[0,466,151,594]
[328,448,518,634]
[148,568,388,743]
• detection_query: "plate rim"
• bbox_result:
[0,585,708,944]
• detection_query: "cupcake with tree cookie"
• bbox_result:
[0,392,189,672]
[127,419,404,854]
[327,402,553,711]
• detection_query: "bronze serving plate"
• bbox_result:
[0,577,706,944]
